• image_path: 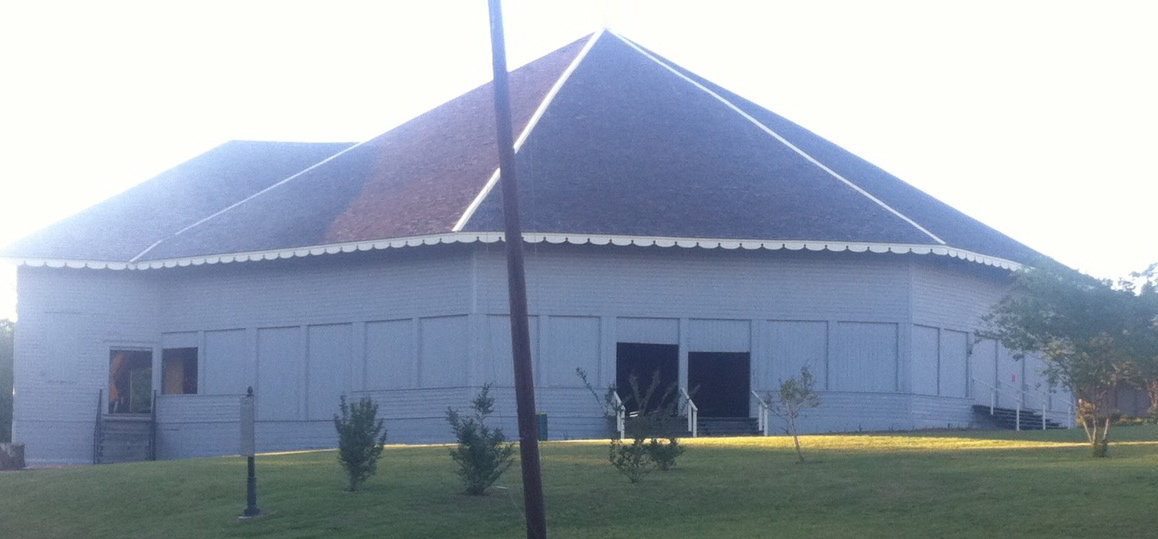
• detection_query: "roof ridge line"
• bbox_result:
[608,31,948,246]
[451,29,605,233]
[127,140,364,263]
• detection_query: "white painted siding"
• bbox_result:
[911,325,940,396]
[762,320,827,390]
[16,244,1063,463]
[616,317,679,344]
[364,319,415,390]
[13,267,160,464]
[419,316,469,387]
[939,330,969,398]
[306,324,351,420]
[688,319,750,352]
[480,315,539,386]
[541,316,600,387]
[203,329,250,395]
[831,322,898,392]
[256,327,302,421]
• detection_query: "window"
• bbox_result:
[162,347,198,395]
[109,349,152,414]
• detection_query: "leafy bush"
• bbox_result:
[609,437,653,483]
[646,437,684,471]
[446,384,516,495]
[607,371,687,481]
[333,395,387,491]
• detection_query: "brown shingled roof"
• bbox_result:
[3,31,1042,268]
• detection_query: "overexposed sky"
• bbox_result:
[1,0,1156,320]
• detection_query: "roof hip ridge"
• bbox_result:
[452,29,606,232]
[127,140,365,263]
[608,30,947,246]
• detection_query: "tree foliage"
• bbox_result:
[768,366,821,463]
[333,395,388,491]
[984,261,1158,457]
[446,384,515,495]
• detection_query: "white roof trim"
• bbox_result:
[3,232,1022,272]
[607,31,948,246]
[452,29,605,232]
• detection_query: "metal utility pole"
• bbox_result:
[486,1,547,537]
[240,386,260,518]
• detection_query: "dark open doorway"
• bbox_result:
[616,343,679,415]
[688,352,750,417]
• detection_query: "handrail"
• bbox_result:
[751,390,770,436]
[610,391,626,440]
[93,389,104,464]
[972,377,1077,430]
[680,387,698,438]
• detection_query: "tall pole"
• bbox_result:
[486,1,547,538]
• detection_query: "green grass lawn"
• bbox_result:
[3,426,1158,538]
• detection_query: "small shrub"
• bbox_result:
[609,437,653,483]
[607,371,687,481]
[646,437,684,471]
[333,395,387,491]
[447,384,516,495]
[768,366,821,463]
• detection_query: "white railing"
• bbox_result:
[751,390,771,436]
[680,387,698,438]
[972,377,1077,430]
[610,391,626,440]
[1023,385,1077,429]
[972,377,1023,430]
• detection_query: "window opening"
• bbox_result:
[162,347,198,395]
[109,349,152,414]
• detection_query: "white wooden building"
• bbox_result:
[1,31,1070,465]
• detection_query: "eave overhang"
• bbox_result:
[1,233,1024,272]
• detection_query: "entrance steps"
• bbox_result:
[95,415,155,464]
[697,417,762,437]
[971,404,1065,430]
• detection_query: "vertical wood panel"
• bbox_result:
[203,329,249,395]
[365,319,415,390]
[542,316,599,387]
[307,324,351,420]
[832,322,897,392]
[939,330,969,398]
[766,321,828,390]
[257,327,302,420]
[911,325,939,396]
[420,316,469,387]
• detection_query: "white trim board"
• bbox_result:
[4,232,1022,272]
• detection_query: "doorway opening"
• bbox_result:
[615,343,678,415]
[687,352,750,417]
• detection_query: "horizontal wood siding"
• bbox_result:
[19,244,1055,462]
[911,395,973,429]
[13,267,160,465]
[688,319,750,352]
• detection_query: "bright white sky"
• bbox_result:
[1,0,1156,320]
